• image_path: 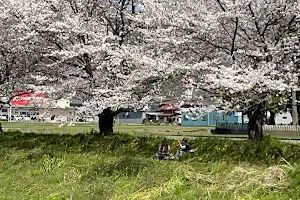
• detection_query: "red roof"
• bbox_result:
[159,113,175,117]
[159,105,178,111]
[10,91,45,106]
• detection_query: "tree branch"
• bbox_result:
[287,15,296,28]
[248,3,262,37]
[216,0,226,12]
[231,17,238,56]
[69,0,79,14]
[195,36,231,53]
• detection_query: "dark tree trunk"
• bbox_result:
[247,104,264,141]
[269,111,275,125]
[0,121,2,133]
[97,107,132,135]
[97,108,116,135]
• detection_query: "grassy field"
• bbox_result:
[1,121,213,136]
[1,122,300,199]
[2,122,300,140]
[1,131,300,199]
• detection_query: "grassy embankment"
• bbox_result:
[1,128,300,199]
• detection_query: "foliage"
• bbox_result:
[42,154,65,172]
[1,0,299,129]
[0,0,299,119]
[2,0,177,113]
[142,0,300,131]
[0,131,300,199]
[0,0,41,103]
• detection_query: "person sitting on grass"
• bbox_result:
[154,137,171,159]
[173,138,191,159]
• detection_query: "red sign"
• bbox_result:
[10,91,45,106]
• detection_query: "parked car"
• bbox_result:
[14,116,23,121]
[20,115,31,121]
[0,114,7,121]
[77,116,95,123]
[84,117,95,123]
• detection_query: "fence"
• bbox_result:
[215,122,300,134]
[263,125,300,132]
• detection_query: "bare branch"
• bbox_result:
[195,36,231,54]
[231,17,238,56]
[248,2,262,37]
[216,0,226,12]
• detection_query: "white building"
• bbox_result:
[267,109,293,125]
[274,110,293,125]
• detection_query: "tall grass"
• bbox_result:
[0,131,299,199]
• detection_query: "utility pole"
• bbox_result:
[292,89,298,125]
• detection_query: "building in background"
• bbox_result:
[268,109,293,125]
[0,91,81,122]
[180,111,248,126]
[115,111,145,124]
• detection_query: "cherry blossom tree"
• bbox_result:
[0,1,39,105]
[4,0,299,139]
[144,0,300,140]
[8,0,180,134]
[0,0,49,131]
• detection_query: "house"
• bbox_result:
[182,108,294,127]
[266,109,293,125]
[1,91,81,122]
[115,111,145,124]
[180,111,248,126]
[179,99,249,126]
[115,101,181,124]
[144,104,161,122]
[274,110,293,125]
[157,102,180,123]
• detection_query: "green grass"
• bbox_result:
[2,122,300,141]
[1,121,99,134]
[1,131,300,199]
[1,121,213,136]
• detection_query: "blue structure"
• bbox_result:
[115,111,145,124]
[181,111,248,126]
[114,104,161,124]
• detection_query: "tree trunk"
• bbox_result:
[247,104,264,141]
[292,89,298,125]
[269,111,275,125]
[0,121,2,133]
[97,108,115,135]
[132,0,135,14]
[97,107,132,135]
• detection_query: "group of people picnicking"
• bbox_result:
[154,137,194,160]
